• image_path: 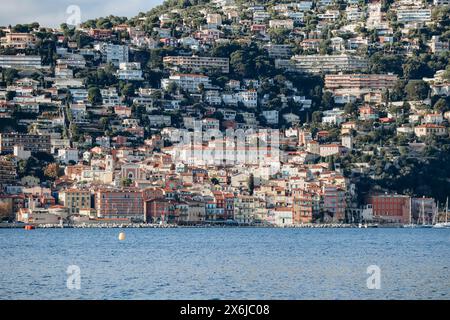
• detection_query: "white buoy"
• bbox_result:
[118,232,126,241]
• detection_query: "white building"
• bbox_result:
[105,44,129,66]
[434,0,450,4]
[276,54,369,74]
[262,110,279,124]
[428,36,449,54]
[117,62,143,80]
[56,54,86,68]
[101,88,121,106]
[58,148,79,164]
[269,19,294,30]
[148,115,171,127]
[161,74,212,92]
[0,55,42,69]
[397,8,431,24]
[322,108,346,125]
[238,90,258,108]
[346,6,364,22]
[13,145,31,160]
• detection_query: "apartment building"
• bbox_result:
[0,133,51,154]
[55,64,74,79]
[145,198,176,223]
[95,189,144,222]
[161,74,213,92]
[397,8,431,24]
[117,62,143,80]
[0,55,42,69]
[428,36,449,54]
[264,44,293,59]
[59,189,91,215]
[322,186,347,222]
[105,44,129,66]
[283,11,305,23]
[325,74,398,94]
[262,110,279,124]
[253,11,270,23]
[56,53,86,68]
[148,115,172,127]
[0,33,36,49]
[234,195,259,224]
[368,194,411,224]
[238,90,258,108]
[276,54,369,74]
[101,88,121,106]
[163,56,230,73]
[293,189,320,224]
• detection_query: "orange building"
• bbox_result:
[293,189,319,223]
[368,194,411,224]
[95,189,144,222]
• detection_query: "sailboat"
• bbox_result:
[417,198,433,228]
[403,197,417,228]
[434,197,450,228]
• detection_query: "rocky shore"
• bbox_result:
[1,222,381,229]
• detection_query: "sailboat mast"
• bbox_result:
[446,197,448,224]
[433,202,437,225]
[409,196,412,224]
[422,199,425,225]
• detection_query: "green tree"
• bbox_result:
[344,102,358,116]
[433,98,449,113]
[405,80,430,101]
[248,174,255,195]
[312,111,322,123]
[121,178,133,187]
[88,87,102,105]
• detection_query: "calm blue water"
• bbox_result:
[0,228,449,300]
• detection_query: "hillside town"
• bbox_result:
[0,0,449,227]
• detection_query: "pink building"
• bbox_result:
[95,189,144,222]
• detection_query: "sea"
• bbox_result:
[0,227,449,299]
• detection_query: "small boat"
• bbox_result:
[433,197,449,229]
[433,222,450,229]
[24,225,35,230]
[357,223,368,229]
[417,224,433,228]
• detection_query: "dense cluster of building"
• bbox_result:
[0,0,448,226]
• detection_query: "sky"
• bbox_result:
[0,0,164,28]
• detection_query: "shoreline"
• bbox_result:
[0,222,398,229]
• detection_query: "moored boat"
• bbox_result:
[433,197,449,228]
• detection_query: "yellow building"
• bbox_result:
[59,189,91,215]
